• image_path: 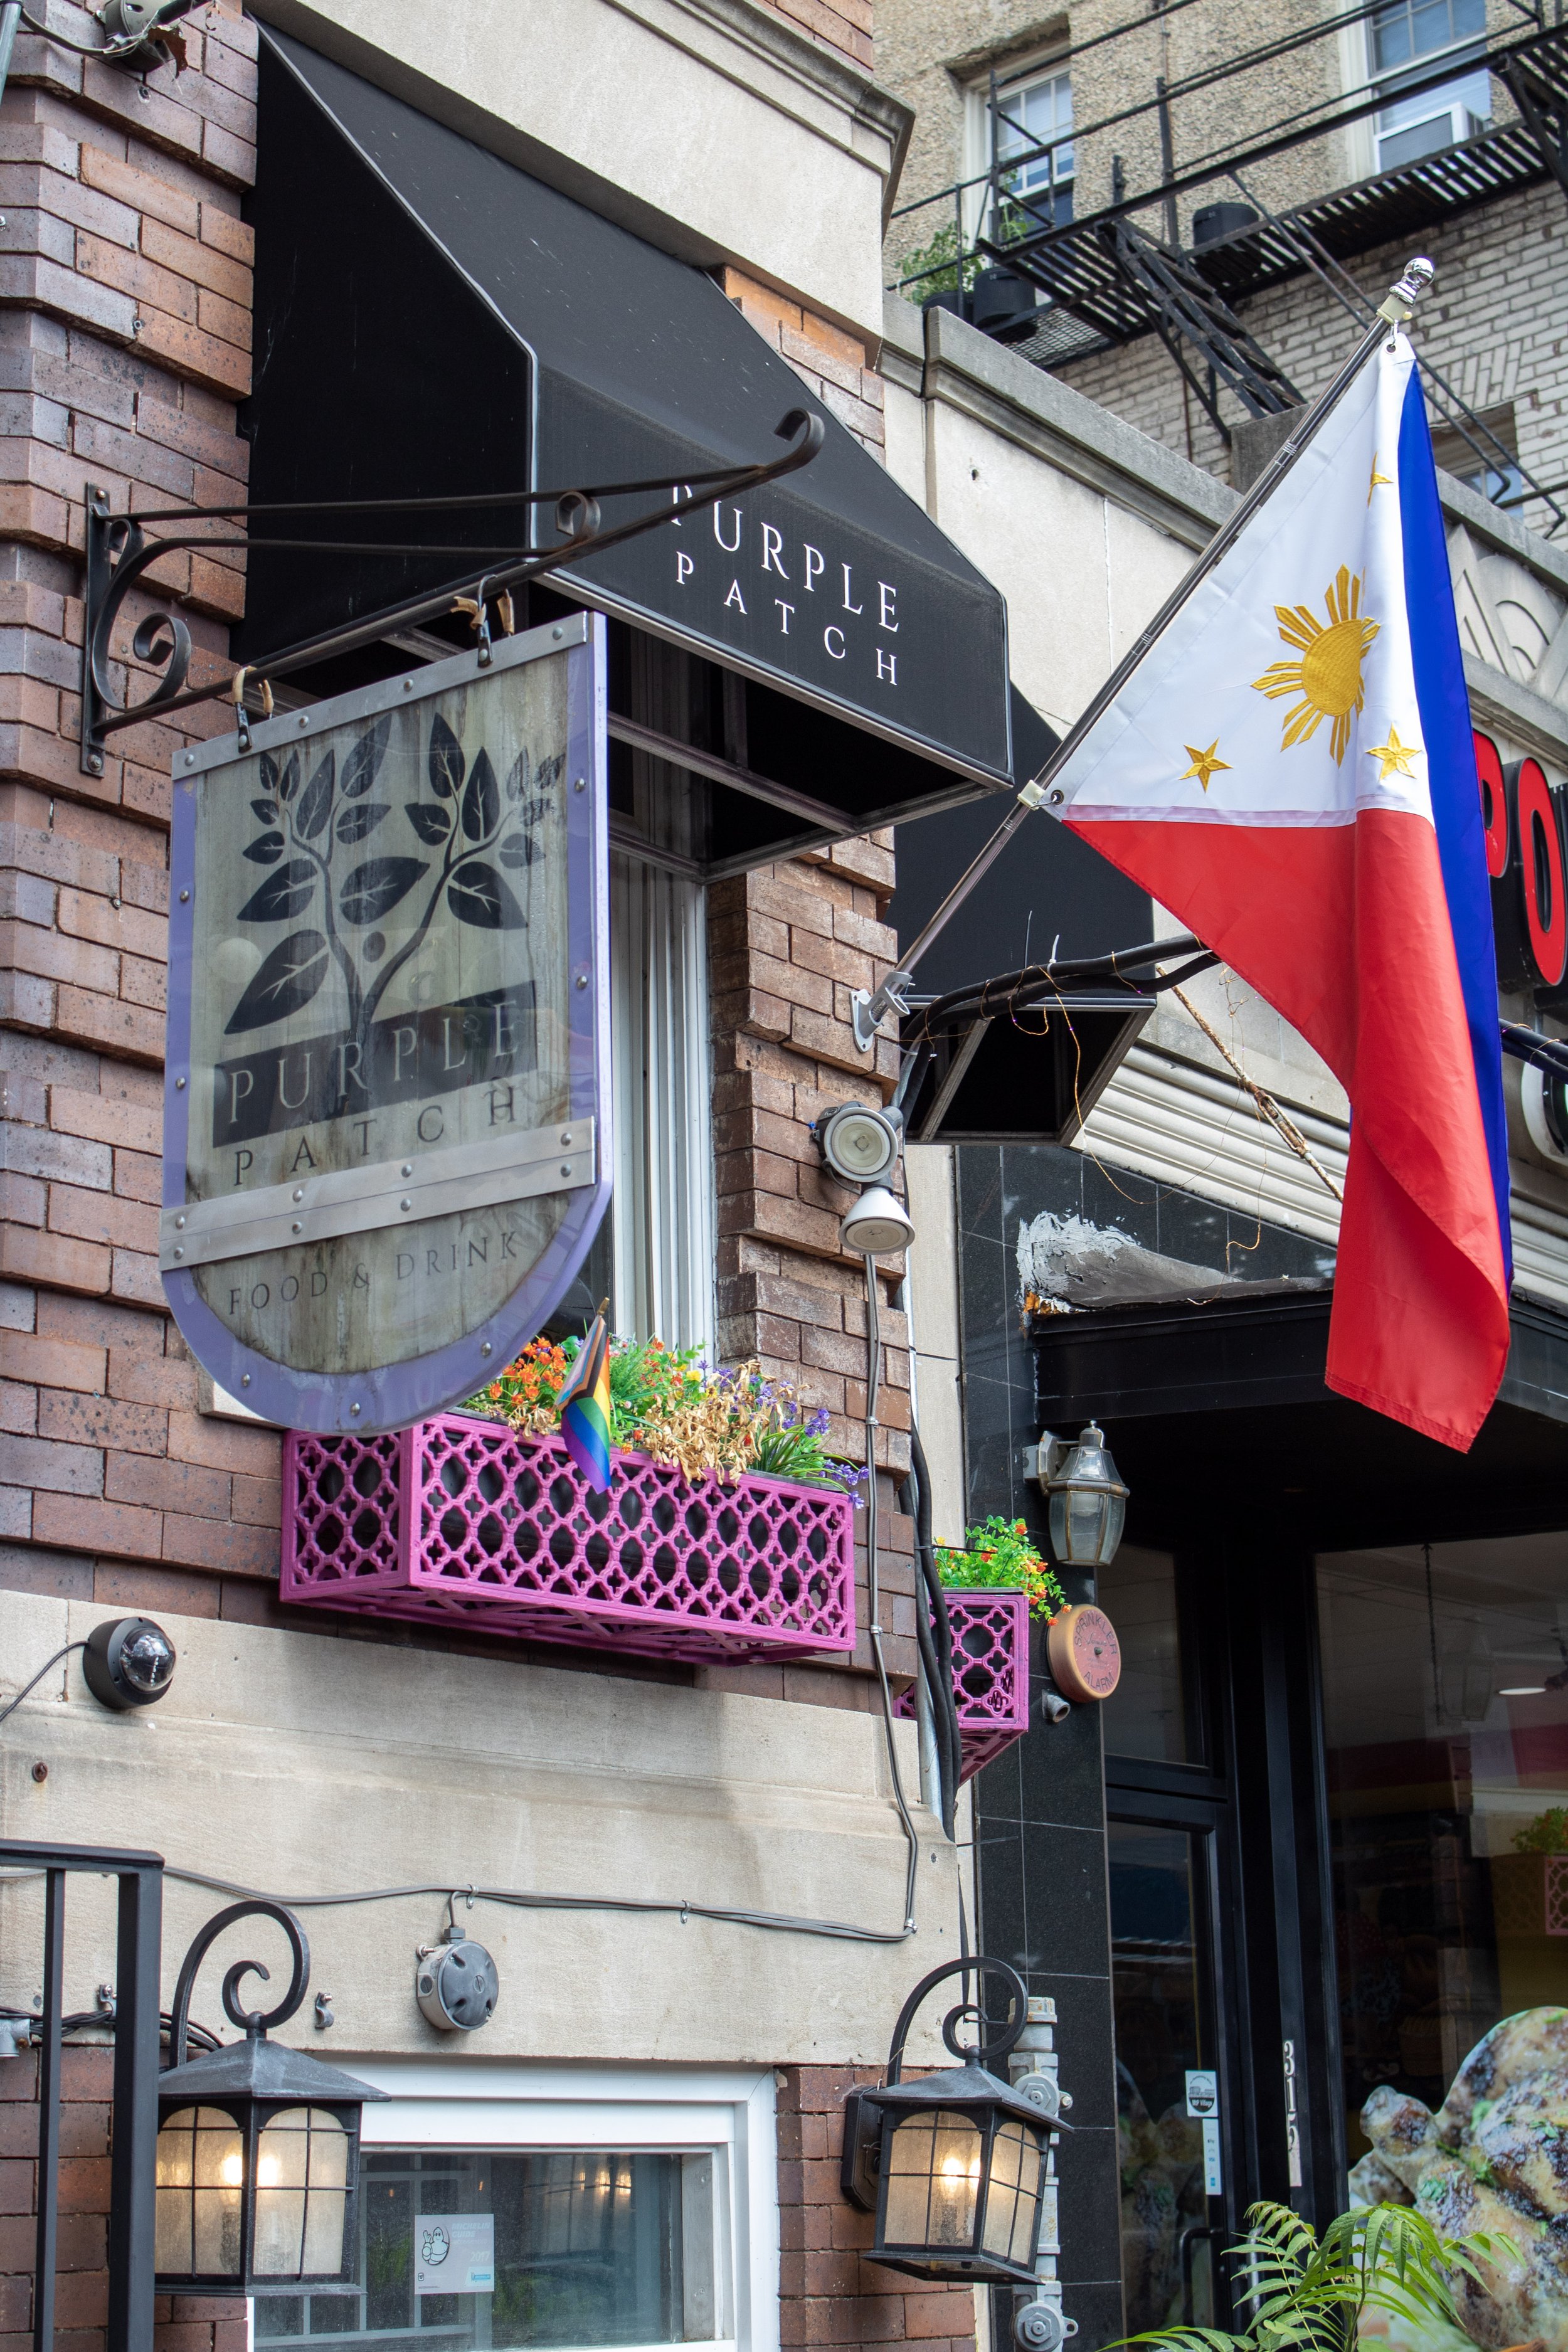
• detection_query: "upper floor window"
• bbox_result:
[1369,0,1490,171]
[976,62,1074,235]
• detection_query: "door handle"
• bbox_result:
[1179,2225,1223,2326]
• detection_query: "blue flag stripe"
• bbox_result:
[1396,368,1513,1285]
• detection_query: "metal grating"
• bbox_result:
[281,1415,857,1663]
[899,1590,1032,1782]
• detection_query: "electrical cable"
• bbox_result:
[860,1254,924,1937]
[902,1427,961,1841]
[0,1642,83,1730]
[0,1864,916,1947]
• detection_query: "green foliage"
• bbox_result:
[1121,2200,1488,2352]
[894,220,976,299]
[1512,1804,1568,1853]
[936,1517,1065,1620]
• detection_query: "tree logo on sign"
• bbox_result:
[228,710,564,1060]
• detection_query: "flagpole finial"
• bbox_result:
[1378,255,1435,326]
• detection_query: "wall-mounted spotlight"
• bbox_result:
[817,1100,902,1185]
[840,1185,916,1257]
[82,1618,177,1711]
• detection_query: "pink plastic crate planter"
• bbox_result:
[899,1591,1032,1781]
[280,1414,857,1665]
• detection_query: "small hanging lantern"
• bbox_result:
[1043,1422,1127,1569]
[840,1957,1061,2287]
[156,1899,386,2294]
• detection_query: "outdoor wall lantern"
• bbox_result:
[840,1957,1060,2287]
[1039,1424,1128,1569]
[156,1899,386,2294]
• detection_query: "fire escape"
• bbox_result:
[893,6,1568,534]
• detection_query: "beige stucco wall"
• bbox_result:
[0,1590,960,2067]
[250,0,911,347]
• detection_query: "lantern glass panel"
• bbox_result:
[882,2111,983,2249]
[980,2119,1044,2266]
[1049,1485,1124,1568]
[254,2107,352,2279]
[156,2106,243,2278]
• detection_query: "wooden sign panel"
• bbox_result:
[162,613,610,1432]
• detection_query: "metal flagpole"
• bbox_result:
[849,253,1438,1054]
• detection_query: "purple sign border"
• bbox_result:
[162,613,612,1434]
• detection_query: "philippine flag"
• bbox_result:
[1044,333,1511,1451]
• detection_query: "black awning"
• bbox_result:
[888,687,1154,1142]
[238,30,1014,873]
[1029,1288,1568,1551]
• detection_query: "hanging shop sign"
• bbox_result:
[1473,728,1568,1005]
[161,613,610,1434]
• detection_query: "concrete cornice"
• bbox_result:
[1438,468,1568,598]
[1465,653,1568,768]
[917,300,1235,549]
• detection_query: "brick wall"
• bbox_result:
[0,2038,244,2352]
[751,0,873,74]
[1052,183,1568,508]
[777,2065,978,2352]
[723,269,887,457]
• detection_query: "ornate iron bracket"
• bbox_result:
[167,1895,311,2069]
[79,408,825,775]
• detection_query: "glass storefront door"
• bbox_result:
[1100,1545,1236,2336]
[1316,1533,1568,2166]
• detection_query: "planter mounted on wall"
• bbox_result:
[900,1589,1032,1779]
[281,1416,857,1665]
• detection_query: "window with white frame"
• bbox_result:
[1368,0,1490,172]
[253,2063,778,2352]
[965,60,1074,240]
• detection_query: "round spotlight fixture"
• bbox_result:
[83,1616,177,1711]
[840,1185,916,1257]
[817,1100,901,1185]
[416,1932,499,2032]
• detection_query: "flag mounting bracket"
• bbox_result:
[78,408,824,776]
[849,253,1438,1057]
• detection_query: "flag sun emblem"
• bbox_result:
[1252,564,1379,763]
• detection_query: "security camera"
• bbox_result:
[416,1931,499,2032]
[815,1100,901,1185]
[82,1618,177,1711]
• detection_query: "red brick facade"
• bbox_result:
[0,10,960,2352]
[778,2067,978,2349]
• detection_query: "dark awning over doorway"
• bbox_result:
[240,31,1015,875]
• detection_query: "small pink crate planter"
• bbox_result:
[280,1411,857,1665]
[898,1589,1032,1781]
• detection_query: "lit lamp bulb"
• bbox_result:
[218,2151,244,2190]
[257,2154,282,2188]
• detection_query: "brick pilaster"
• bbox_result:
[777,2065,978,2351]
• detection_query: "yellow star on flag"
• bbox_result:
[1368,455,1392,505]
[1364,725,1421,781]
[1180,739,1232,792]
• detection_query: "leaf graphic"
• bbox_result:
[462,747,499,842]
[237,859,317,924]
[537,751,565,793]
[339,856,428,927]
[250,798,277,824]
[341,714,391,800]
[243,830,286,866]
[497,830,536,870]
[259,752,279,797]
[504,748,529,802]
[406,802,452,845]
[335,801,389,846]
[429,713,464,801]
[296,750,336,842]
[278,751,300,802]
[448,859,525,931]
[224,930,331,1034]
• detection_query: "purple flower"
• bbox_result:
[808,1407,830,1438]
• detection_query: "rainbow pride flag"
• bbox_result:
[558,1306,612,1491]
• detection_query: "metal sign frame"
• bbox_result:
[162,612,610,1433]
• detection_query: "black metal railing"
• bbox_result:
[0,1839,163,2352]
